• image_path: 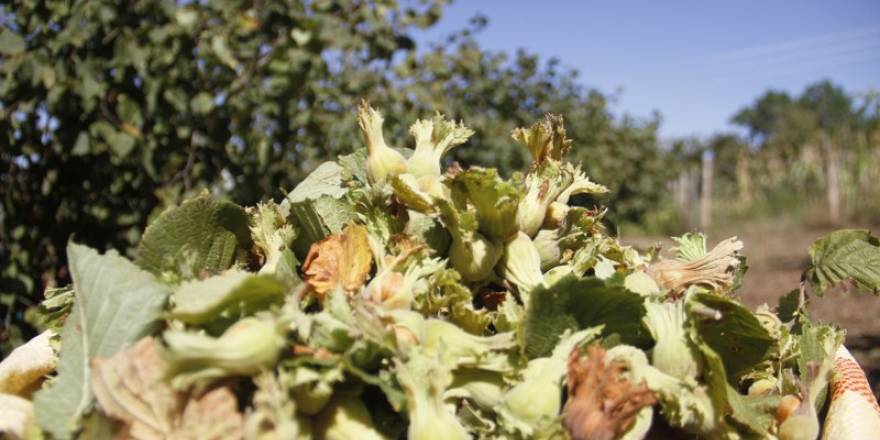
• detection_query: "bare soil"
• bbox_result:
[622,224,880,399]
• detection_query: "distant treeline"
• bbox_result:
[671,82,880,231]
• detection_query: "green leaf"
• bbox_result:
[523,275,647,358]
[72,132,91,155]
[211,34,238,69]
[136,195,252,279]
[33,243,169,439]
[116,94,143,128]
[775,289,800,323]
[284,161,349,203]
[283,162,355,257]
[797,321,843,411]
[34,285,75,333]
[725,388,779,436]
[692,335,778,436]
[108,131,135,159]
[671,232,707,261]
[338,148,368,183]
[727,256,748,293]
[190,92,215,115]
[170,270,286,324]
[688,293,774,379]
[623,271,660,296]
[807,229,880,294]
[0,28,25,56]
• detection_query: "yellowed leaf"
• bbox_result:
[0,330,57,397]
[90,337,243,440]
[302,223,372,298]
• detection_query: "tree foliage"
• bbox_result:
[0,1,681,353]
[0,0,448,352]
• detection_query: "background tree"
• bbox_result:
[0,1,677,353]
[0,0,447,351]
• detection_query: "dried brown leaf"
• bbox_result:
[564,345,656,440]
[90,337,243,440]
[177,388,243,440]
[302,223,373,298]
[91,338,180,439]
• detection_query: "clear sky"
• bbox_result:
[413,1,880,139]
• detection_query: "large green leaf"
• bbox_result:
[688,293,774,379]
[523,275,647,358]
[284,161,349,203]
[807,229,880,294]
[136,195,252,279]
[283,161,355,258]
[691,333,778,436]
[33,243,169,439]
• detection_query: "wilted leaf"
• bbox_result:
[34,243,169,439]
[91,337,181,439]
[302,223,373,298]
[807,229,880,294]
[177,388,244,440]
[91,337,244,440]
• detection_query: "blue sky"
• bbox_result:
[413,1,880,138]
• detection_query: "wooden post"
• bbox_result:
[826,141,841,226]
[700,151,713,230]
[736,149,752,205]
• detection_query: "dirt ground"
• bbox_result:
[623,224,880,398]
